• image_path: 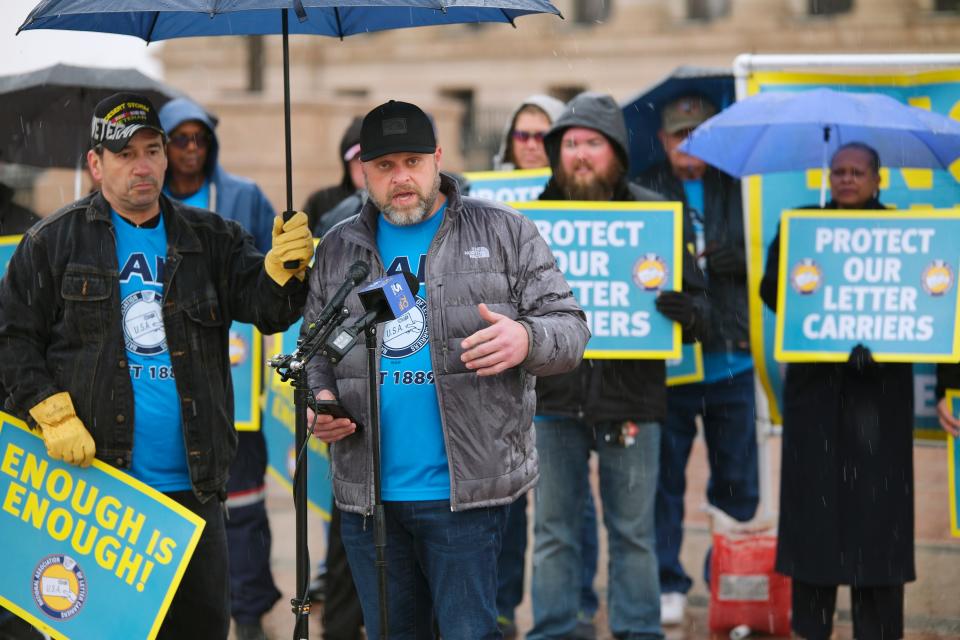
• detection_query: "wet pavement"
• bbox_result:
[244,434,960,639]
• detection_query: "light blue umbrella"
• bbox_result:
[679,87,960,206]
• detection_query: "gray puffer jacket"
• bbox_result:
[303,173,590,514]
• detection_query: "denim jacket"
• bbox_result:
[0,192,307,501]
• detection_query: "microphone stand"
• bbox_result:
[269,305,350,640]
[277,294,397,639]
[365,324,389,640]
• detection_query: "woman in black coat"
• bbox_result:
[760,142,914,640]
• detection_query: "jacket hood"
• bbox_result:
[493,94,566,171]
[544,92,630,173]
[336,116,363,190]
[158,97,220,182]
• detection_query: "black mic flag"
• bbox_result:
[307,260,370,332]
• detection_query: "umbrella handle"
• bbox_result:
[282,210,301,269]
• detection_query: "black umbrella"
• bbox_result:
[0,63,187,169]
[621,65,735,177]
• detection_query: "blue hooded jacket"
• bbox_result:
[159,98,275,253]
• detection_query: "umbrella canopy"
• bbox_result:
[18,0,561,40]
[621,65,734,177]
[679,87,960,177]
[0,63,187,168]
[18,0,562,213]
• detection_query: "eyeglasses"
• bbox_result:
[169,132,211,149]
[511,130,546,143]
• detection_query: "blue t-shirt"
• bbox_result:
[682,180,754,382]
[702,351,754,384]
[112,210,191,492]
[683,179,706,273]
[163,180,210,210]
[376,205,449,501]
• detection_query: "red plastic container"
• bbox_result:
[708,530,791,636]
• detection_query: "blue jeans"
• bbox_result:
[340,500,508,639]
[496,487,599,623]
[656,369,759,594]
[529,419,662,640]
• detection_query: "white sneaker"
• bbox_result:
[660,592,687,626]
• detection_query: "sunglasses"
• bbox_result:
[511,130,546,143]
[169,132,211,149]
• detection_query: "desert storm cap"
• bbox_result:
[90,92,166,153]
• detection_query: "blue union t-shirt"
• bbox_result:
[112,210,191,492]
[376,204,449,501]
[163,180,210,210]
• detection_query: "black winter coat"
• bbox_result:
[760,199,915,586]
[534,178,708,423]
[634,163,749,354]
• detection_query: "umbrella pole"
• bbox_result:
[282,10,294,214]
[819,126,831,208]
[281,11,311,640]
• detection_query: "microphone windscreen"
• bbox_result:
[348,260,370,283]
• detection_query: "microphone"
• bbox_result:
[324,271,420,364]
[306,260,370,333]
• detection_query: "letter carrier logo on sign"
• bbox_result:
[32,554,87,620]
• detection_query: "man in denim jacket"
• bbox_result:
[0,92,312,640]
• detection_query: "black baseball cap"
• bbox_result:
[90,92,166,153]
[360,100,437,162]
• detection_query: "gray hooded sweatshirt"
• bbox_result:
[492,94,566,171]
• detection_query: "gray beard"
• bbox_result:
[374,173,442,226]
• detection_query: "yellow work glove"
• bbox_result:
[29,392,96,468]
[264,211,313,286]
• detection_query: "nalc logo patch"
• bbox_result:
[790,258,823,295]
[632,253,668,291]
[121,290,166,355]
[382,297,429,359]
[32,554,87,620]
[921,259,953,296]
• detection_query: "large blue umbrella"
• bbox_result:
[18,0,562,213]
[621,65,734,177]
[679,87,960,205]
[18,0,560,40]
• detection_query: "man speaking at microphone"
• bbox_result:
[304,100,589,638]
